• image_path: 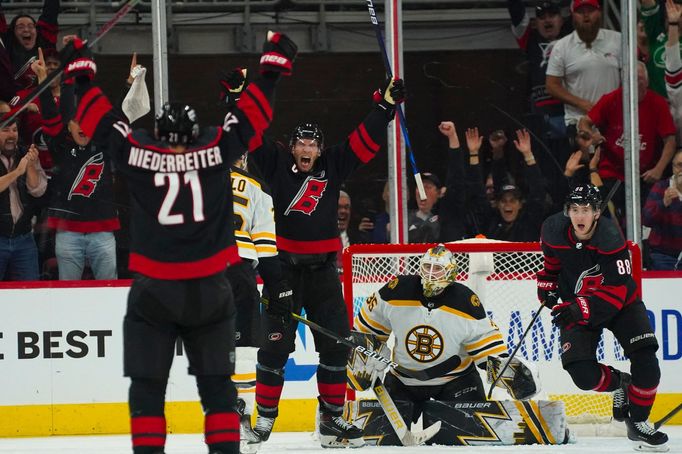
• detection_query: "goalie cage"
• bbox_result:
[342,239,644,436]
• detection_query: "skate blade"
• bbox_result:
[319,434,366,449]
[632,441,670,452]
[240,439,262,454]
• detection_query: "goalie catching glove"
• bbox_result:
[347,331,390,391]
[486,355,539,400]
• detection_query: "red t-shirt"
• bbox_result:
[588,87,676,181]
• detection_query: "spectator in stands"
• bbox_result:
[563,130,603,188]
[578,61,677,224]
[546,0,621,130]
[483,129,547,241]
[408,172,442,243]
[338,190,370,249]
[640,0,676,98]
[33,47,120,280]
[664,0,682,145]
[506,0,571,139]
[0,33,16,101]
[642,149,682,271]
[0,0,59,88]
[0,115,48,280]
[370,181,390,243]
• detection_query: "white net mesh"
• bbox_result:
[343,240,638,425]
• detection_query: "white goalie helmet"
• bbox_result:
[418,244,458,297]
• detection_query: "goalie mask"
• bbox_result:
[419,244,457,298]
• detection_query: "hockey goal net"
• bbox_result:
[342,239,642,426]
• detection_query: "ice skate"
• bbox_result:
[318,408,365,448]
[252,415,276,443]
[613,370,631,422]
[237,398,262,453]
[626,419,669,452]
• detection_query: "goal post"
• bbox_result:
[342,239,642,426]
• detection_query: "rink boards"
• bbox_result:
[0,276,680,436]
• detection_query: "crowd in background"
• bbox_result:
[1,0,681,282]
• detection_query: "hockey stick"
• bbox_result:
[0,0,142,129]
[487,181,622,399]
[654,402,682,430]
[372,376,441,446]
[261,299,458,381]
[364,0,427,201]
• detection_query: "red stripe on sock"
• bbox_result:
[205,412,240,444]
[318,382,346,406]
[130,416,166,447]
[592,364,613,392]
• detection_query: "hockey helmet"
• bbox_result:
[289,122,324,150]
[418,244,458,298]
[155,102,200,146]
[564,184,602,216]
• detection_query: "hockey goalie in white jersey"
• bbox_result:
[348,244,570,446]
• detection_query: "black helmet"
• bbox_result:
[564,184,602,215]
[155,102,200,145]
[289,122,324,150]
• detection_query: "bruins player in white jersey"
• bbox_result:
[227,152,292,454]
[353,244,512,423]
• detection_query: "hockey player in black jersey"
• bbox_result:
[248,78,405,448]
[61,32,297,454]
[538,184,668,451]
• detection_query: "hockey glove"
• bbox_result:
[260,31,298,76]
[61,37,97,83]
[536,269,559,309]
[347,331,390,391]
[551,296,590,330]
[373,78,406,114]
[219,67,248,108]
[266,280,294,322]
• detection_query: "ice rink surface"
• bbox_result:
[0,426,681,454]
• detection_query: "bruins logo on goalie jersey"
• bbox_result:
[354,275,508,387]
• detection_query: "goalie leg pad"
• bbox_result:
[345,399,414,446]
[422,400,568,446]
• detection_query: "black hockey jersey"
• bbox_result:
[39,88,119,233]
[540,212,639,327]
[250,108,388,255]
[74,78,277,279]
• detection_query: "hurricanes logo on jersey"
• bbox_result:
[405,325,443,363]
[285,174,328,215]
[575,264,603,296]
[69,152,105,200]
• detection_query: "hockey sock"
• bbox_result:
[628,348,661,421]
[233,346,258,415]
[255,350,288,418]
[129,377,167,453]
[196,375,239,453]
[317,363,347,414]
[564,360,603,391]
[592,363,621,392]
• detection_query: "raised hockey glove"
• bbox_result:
[373,78,405,114]
[266,280,294,322]
[219,67,248,108]
[536,269,559,309]
[260,31,298,76]
[61,37,97,83]
[551,297,590,330]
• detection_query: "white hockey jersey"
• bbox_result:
[230,167,277,266]
[354,275,508,387]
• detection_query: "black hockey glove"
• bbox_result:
[536,269,559,309]
[219,67,248,108]
[551,297,590,330]
[267,280,294,322]
[373,78,405,115]
[60,37,97,83]
[260,31,298,76]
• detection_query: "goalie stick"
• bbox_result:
[0,0,142,129]
[261,299,460,381]
[364,0,426,201]
[372,377,441,446]
[487,180,623,399]
[654,402,682,430]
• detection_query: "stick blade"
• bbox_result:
[401,420,442,446]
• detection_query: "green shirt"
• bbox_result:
[641,3,680,98]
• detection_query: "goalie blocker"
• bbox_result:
[347,398,571,446]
